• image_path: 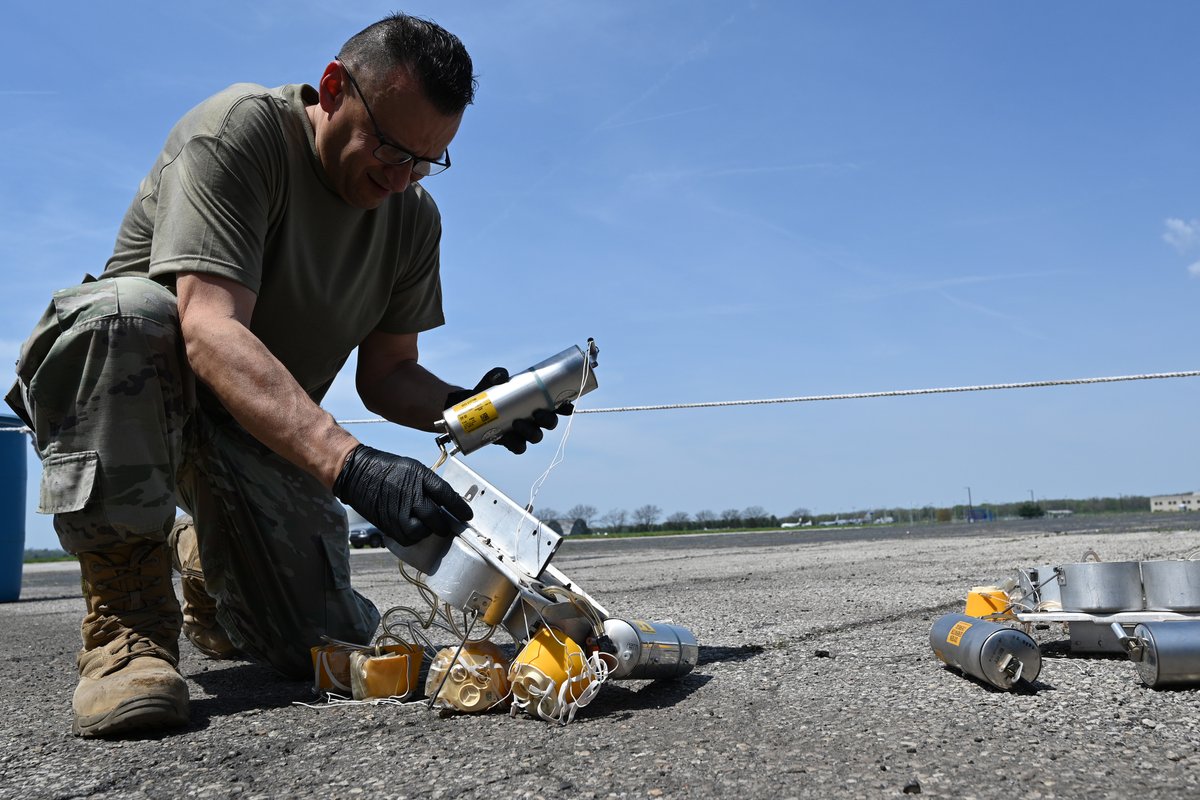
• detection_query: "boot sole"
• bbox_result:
[73,694,189,738]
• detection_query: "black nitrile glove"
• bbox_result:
[333,444,473,546]
[444,367,574,455]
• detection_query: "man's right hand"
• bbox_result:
[332,444,473,546]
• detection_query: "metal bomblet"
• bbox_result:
[435,340,599,457]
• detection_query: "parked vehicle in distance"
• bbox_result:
[349,522,385,549]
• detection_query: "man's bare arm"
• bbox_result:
[176,272,359,488]
[355,330,460,432]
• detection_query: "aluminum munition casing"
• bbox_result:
[439,342,598,456]
[602,618,699,680]
[1128,620,1200,688]
[930,612,1041,690]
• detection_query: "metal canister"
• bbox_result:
[1113,620,1200,689]
[1057,561,1143,613]
[602,618,699,680]
[929,613,1041,690]
[437,341,599,456]
[1140,561,1200,613]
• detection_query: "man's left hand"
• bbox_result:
[444,367,574,454]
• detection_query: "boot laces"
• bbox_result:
[79,541,181,675]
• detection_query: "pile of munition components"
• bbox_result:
[930,552,1200,691]
[313,455,698,724]
[308,340,699,723]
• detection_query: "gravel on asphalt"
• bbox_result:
[3,513,1200,799]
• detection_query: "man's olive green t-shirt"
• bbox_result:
[104,83,445,403]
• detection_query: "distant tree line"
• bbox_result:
[535,495,1153,535]
[533,504,798,535]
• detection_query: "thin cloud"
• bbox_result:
[627,161,861,190]
[1189,262,1200,278]
[860,270,1074,301]
[595,104,717,132]
[1164,217,1200,253]
[658,302,755,320]
[592,11,741,133]
[939,290,1046,340]
[698,198,884,282]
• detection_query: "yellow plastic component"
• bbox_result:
[425,641,511,713]
[310,644,356,694]
[350,643,423,700]
[509,627,593,709]
[965,585,1013,620]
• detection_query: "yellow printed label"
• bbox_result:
[453,393,499,434]
[946,621,972,647]
[634,619,657,634]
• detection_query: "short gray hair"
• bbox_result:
[338,13,477,115]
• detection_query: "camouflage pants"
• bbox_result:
[6,276,379,678]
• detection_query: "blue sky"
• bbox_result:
[3,2,1197,549]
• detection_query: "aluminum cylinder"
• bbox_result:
[930,613,1041,690]
[440,342,598,456]
[1129,621,1200,689]
[386,534,518,626]
[1057,561,1143,613]
[602,618,699,680]
[1141,561,1200,613]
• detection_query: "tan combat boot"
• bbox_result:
[74,539,189,737]
[169,516,239,660]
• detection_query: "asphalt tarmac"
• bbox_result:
[4,513,1200,799]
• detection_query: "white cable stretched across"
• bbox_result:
[326,369,1200,426]
[576,370,1200,415]
[2,370,1194,434]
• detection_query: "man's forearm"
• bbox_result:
[358,359,457,433]
[184,316,358,488]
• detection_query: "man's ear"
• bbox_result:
[316,61,346,113]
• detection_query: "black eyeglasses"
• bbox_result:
[338,61,451,177]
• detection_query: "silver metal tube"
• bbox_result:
[602,618,699,680]
[438,341,599,456]
[1122,621,1200,688]
[930,613,1041,690]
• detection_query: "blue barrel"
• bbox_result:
[0,413,28,602]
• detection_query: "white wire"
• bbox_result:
[297,369,1200,427]
[6,370,1193,435]
[524,357,589,515]
[575,370,1200,415]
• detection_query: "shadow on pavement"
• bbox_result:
[933,664,1058,694]
[585,672,713,718]
[186,662,309,730]
[1039,638,1129,662]
[697,643,764,666]
[178,642,755,727]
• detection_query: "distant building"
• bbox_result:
[1046,509,1074,518]
[1151,492,1200,512]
